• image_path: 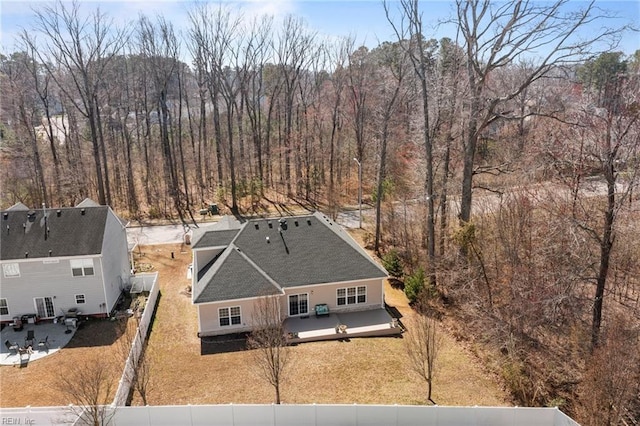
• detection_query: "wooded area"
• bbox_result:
[1,0,639,423]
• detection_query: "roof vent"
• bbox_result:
[6,225,9,234]
[27,211,36,222]
[278,218,288,231]
[3,212,7,220]
[268,222,272,228]
[294,220,299,227]
[254,224,259,230]
[23,223,26,233]
[266,236,270,243]
[56,210,61,217]
[48,250,52,257]
[81,208,86,215]
[307,219,312,225]
[25,251,29,258]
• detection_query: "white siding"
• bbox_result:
[100,209,131,314]
[0,256,105,319]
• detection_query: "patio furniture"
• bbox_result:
[4,340,19,355]
[24,330,35,347]
[66,308,81,318]
[314,304,330,317]
[37,336,49,351]
[18,346,33,357]
[10,317,23,331]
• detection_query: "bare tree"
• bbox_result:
[30,0,129,205]
[577,315,640,426]
[247,296,291,404]
[455,0,623,229]
[405,308,442,404]
[385,0,437,286]
[57,353,117,426]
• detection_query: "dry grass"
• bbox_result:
[134,240,510,407]
[0,318,130,407]
[1,232,510,408]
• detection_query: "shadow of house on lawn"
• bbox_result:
[63,318,128,349]
[200,333,249,355]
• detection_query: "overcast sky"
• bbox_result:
[1,0,638,60]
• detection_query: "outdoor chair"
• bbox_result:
[4,340,19,355]
[24,330,35,347]
[37,336,49,351]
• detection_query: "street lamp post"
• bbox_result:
[353,157,362,228]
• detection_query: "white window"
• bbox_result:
[337,286,367,306]
[288,293,309,316]
[0,299,8,316]
[70,259,94,277]
[219,306,241,327]
[2,263,20,278]
[75,294,86,304]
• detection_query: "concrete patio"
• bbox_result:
[1,321,77,366]
[284,308,403,343]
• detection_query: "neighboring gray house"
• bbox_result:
[0,199,130,322]
[191,212,390,338]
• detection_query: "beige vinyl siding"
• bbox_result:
[282,278,384,316]
[198,298,259,337]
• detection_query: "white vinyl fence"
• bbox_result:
[129,272,158,294]
[112,272,159,406]
[104,404,580,426]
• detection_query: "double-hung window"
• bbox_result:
[0,298,8,316]
[70,259,94,277]
[288,294,308,316]
[219,306,241,327]
[337,286,367,306]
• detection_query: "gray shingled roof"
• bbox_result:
[0,206,108,260]
[194,248,281,303]
[194,212,388,303]
[192,230,239,249]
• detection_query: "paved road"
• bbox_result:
[127,208,375,246]
[127,223,194,246]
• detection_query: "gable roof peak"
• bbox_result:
[75,198,101,208]
[6,202,30,211]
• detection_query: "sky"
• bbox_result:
[1,0,639,61]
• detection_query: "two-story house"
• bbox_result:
[0,199,131,323]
